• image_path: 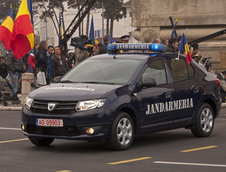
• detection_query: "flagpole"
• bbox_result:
[102,1,104,44]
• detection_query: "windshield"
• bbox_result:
[61,59,142,85]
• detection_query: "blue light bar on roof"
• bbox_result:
[107,43,165,52]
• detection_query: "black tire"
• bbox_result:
[29,137,54,147]
[106,112,135,150]
[191,103,215,137]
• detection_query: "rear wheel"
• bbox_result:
[191,103,214,137]
[106,112,134,150]
[29,137,54,147]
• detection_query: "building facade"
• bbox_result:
[35,1,133,49]
[130,0,226,71]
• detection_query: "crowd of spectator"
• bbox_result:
[0,35,109,102]
[0,34,222,104]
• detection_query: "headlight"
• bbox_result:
[76,99,106,111]
[24,97,33,109]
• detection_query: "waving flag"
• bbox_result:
[110,36,115,43]
[179,34,192,65]
[58,12,63,45]
[27,0,33,24]
[10,0,34,59]
[0,6,14,50]
[89,16,95,45]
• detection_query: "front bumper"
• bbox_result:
[22,108,112,140]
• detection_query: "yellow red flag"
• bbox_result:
[0,6,14,50]
[10,0,34,59]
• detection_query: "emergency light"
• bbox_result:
[107,43,165,53]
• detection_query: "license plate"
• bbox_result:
[36,118,63,127]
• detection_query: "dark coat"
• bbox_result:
[6,52,24,73]
[36,50,48,72]
[52,55,68,77]
[0,63,8,79]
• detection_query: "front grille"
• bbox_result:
[31,100,77,114]
[27,124,81,136]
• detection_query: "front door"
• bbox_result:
[136,58,174,129]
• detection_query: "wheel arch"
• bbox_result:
[118,107,138,134]
[203,99,217,117]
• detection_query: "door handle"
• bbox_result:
[165,91,172,99]
[191,85,199,93]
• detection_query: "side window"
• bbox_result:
[168,58,190,81]
[142,59,167,85]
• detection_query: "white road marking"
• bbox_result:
[153,161,226,168]
[0,127,21,131]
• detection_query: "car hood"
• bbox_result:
[29,83,122,101]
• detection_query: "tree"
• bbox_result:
[103,0,126,37]
[33,0,67,37]
[0,0,20,21]
[66,0,93,36]
[0,0,127,44]
[66,0,127,37]
[0,2,9,21]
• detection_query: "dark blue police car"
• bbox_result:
[22,43,221,150]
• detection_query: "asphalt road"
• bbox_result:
[0,109,226,172]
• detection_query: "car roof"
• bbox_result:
[89,53,180,61]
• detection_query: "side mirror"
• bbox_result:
[52,76,62,83]
[142,78,156,88]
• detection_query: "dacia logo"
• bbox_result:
[48,103,56,111]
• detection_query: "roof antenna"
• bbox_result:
[113,55,117,59]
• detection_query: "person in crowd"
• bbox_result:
[99,35,109,54]
[46,46,55,84]
[67,52,76,69]
[0,56,9,106]
[36,41,48,73]
[52,46,68,78]
[74,46,89,66]
[27,51,36,73]
[190,43,202,63]
[217,70,226,102]
[6,51,26,100]
[25,43,40,73]
[34,43,40,57]
[0,56,8,79]
[167,38,179,52]
[120,35,130,43]
[93,43,102,55]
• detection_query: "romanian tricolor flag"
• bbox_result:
[179,34,192,65]
[10,0,34,59]
[0,6,14,50]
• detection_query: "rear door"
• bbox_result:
[165,57,200,121]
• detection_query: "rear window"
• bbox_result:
[168,58,191,81]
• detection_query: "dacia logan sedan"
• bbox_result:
[22,43,221,150]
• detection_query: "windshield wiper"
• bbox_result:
[81,81,117,85]
[59,80,76,83]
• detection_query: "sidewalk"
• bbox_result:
[1,103,226,111]
[0,103,22,111]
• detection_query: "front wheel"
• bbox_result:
[191,103,215,137]
[106,112,135,150]
[29,137,54,147]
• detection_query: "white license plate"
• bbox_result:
[36,118,63,127]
